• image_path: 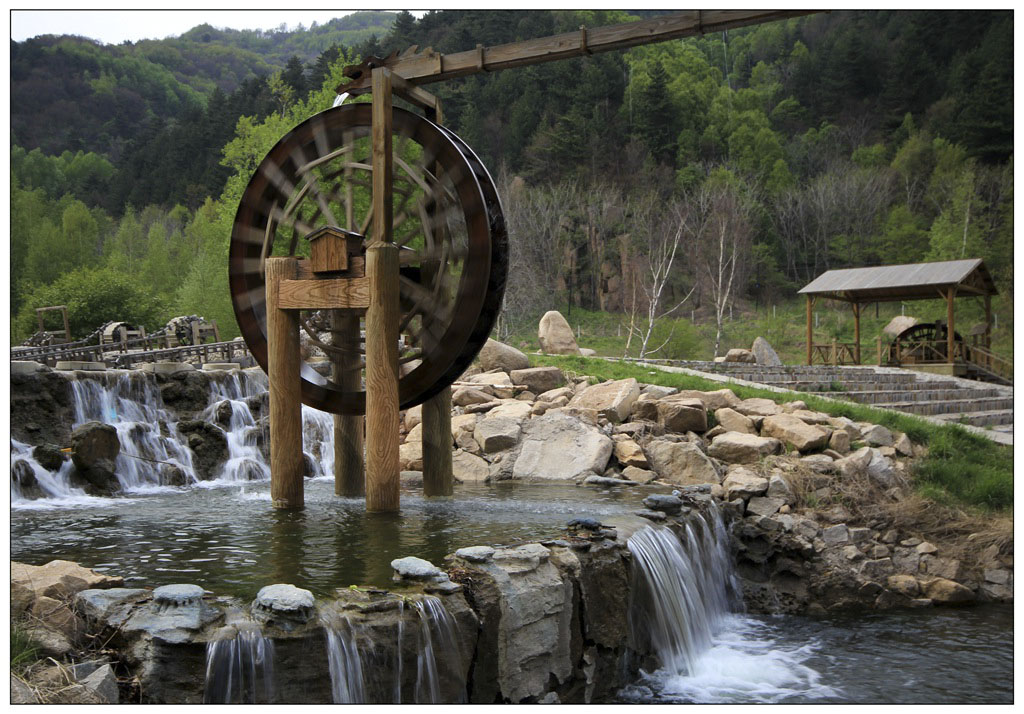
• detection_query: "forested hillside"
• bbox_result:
[10,10,1013,361]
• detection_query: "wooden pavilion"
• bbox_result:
[798,259,1002,378]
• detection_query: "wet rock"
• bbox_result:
[644,439,720,486]
[708,432,781,463]
[584,474,635,487]
[11,460,46,499]
[161,464,189,487]
[513,411,612,481]
[71,421,120,470]
[642,494,683,515]
[252,584,315,627]
[32,443,67,471]
[570,378,640,424]
[761,414,828,453]
[176,420,228,480]
[455,546,496,563]
[635,509,667,522]
[75,588,150,627]
[538,310,582,355]
[510,366,565,395]
[479,338,530,372]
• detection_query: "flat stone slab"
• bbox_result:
[139,361,194,374]
[391,556,443,580]
[455,546,496,563]
[11,360,45,374]
[201,363,241,371]
[153,584,204,608]
[55,361,106,371]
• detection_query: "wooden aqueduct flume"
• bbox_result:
[229,10,810,512]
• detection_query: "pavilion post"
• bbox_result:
[805,295,814,365]
[946,287,956,365]
[852,301,861,365]
[984,294,992,349]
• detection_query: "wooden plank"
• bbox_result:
[391,72,442,115]
[344,11,813,89]
[296,257,364,280]
[277,277,370,310]
[266,257,305,510]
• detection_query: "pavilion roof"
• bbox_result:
[798,259,997,302]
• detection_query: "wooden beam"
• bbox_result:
[365,66,400,513]
[341,11,816,91]
[390,72,442,116]
[276,277,370,310]
[332,311,364,498]
[266,257,304,510]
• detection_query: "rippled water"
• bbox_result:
[620,606,1013,704]
[10,479,649,596]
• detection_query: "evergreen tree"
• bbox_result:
[637,60,677,167]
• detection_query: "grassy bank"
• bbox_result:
[507,293,1014,364]
[531,354,1013,513]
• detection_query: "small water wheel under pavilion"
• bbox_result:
[798,258,1007,382]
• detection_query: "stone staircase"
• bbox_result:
[658,361,1014,441]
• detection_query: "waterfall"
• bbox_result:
[204,622,276,704]
[203,374,270,483]
[10,439,92,505]
[322,612,366,703]
[623,509,831,703]
[412,595,465,704]
[70,374,197,491]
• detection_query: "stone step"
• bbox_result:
[874,397,1015,417]
[931,409,1015,428]
[842,388,1007,405]
[774,380,970,394]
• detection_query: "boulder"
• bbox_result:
[478,338,530,372]
[70,421,120,470]
[887,575,921,598]
[657,396,708,433]
[622,466,658,484]
[721,467,768,500]
[538,310,582,355]
[751,336,783,366]
[724,348,756,363]
[404,404,423,431]
[474,415,522,453]
[568,378,639,423]
[644,439,721,486]
[828,429,851,454]
[866,448,897,488]
[177,420,229,480]
[512,412,613,480]
[12,561,123,606]
[452,386,494,407]
[766,474,795,504]
[509,366,565,395]
[641,384,678,399]
[734,398,782,418]
[451,413,478,440]
[708,432,781,464]
[32,443,66,472]
[861,424,894,447]
[835,446,873,479]
[612,436,648,468]
[714,407,756,434]
[893,432,913,457]
[746,496,784,517]
[761,414,828,452]
[452,450,489,482]
[921,577,975,604]
[487,399,535,423]
[399,441,423,471]
[12,460,46,500]
[536,386,574,402]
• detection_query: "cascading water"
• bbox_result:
[204,621,276,704]
[203,374,270,483]
[10,439,93,505]
[70,374,197,491]
[412,595,465,704]
[622,509,835,703]
[322,612,366,703]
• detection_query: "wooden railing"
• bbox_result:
[11,339,251,369]
[810,341,857,366]
[886,338,966,366]
[965,343,1013,384]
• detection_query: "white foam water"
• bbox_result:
[622,515,838,704]
[322,611,366,703]
[412,595,465,703]
[204,621,276,704]
[10,439,110,508]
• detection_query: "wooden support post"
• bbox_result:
[984,294,992,350]
[876,335,883,366]
[266,257,304,509]
[332,311,364,497]
[947,287,956,365]
[852,302,861,365]
[422,388,453,496]
[806,295,813,365]
[831,338,838,366]
[365,66,400,513]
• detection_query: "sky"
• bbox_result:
[9,9,419,46]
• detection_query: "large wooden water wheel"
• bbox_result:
[229,103,507,415]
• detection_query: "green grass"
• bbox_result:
[11,621,41,673]
[530,353,1013,512]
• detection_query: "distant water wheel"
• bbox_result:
[891,321,963,362]
[229,103,507,415]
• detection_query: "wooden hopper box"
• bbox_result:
[307,226,362,275]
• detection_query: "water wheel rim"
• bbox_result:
[229,103,505,415]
